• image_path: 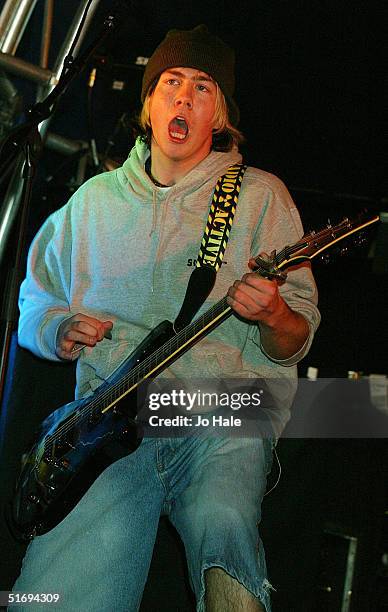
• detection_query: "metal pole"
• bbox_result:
[40,0,54,69]
[45,132,88,156]
[38,0,55,102]
[0,0,102,264]
[0,0,38,54]
[0,0,103,406]
[46,0,102,90]
[0,52,55,84]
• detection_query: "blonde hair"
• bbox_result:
[138,78,244,151]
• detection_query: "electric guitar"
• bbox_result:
[8,213,379,540]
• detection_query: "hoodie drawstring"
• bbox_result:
[151,191,171,293]
[149,189,157,238]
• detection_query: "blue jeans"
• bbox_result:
[13,434,274,611]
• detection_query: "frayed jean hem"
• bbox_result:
[196,558,274,612]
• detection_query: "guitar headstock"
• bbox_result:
[252,212,380,277]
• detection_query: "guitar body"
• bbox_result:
[8,320,175,541]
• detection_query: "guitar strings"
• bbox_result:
[44,215,375,451]
[44,219,358,450]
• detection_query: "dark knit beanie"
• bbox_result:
[141,25,240,126]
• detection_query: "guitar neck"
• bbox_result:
[141,296,232,379]
[99,296,232,414]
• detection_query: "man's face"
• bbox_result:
[149,67,218,167]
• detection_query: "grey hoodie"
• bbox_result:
[18,138,320,435]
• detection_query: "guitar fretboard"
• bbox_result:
[100,296,231,412]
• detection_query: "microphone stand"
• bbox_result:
[0,11,117,406]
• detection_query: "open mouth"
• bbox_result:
[168,116,189,141]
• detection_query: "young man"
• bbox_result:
[14,25,320,611]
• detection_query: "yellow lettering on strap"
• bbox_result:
[197,164,247,272]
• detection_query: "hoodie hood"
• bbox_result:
[118,137,242,203]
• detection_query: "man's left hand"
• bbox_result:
[226,258,310,360]
[227,272,285,326]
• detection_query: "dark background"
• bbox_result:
[9,0,385,195]
[0,1,387,610]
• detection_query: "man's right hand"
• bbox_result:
[56,314,113,361]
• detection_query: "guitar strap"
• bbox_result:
[174,163,247,331]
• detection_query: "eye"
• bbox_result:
[196,83,209,92]
[166,78,179,86]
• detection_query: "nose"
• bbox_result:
[174,82,193,110]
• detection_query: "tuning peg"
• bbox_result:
[327,218,332,228]
[321,253,331,264]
